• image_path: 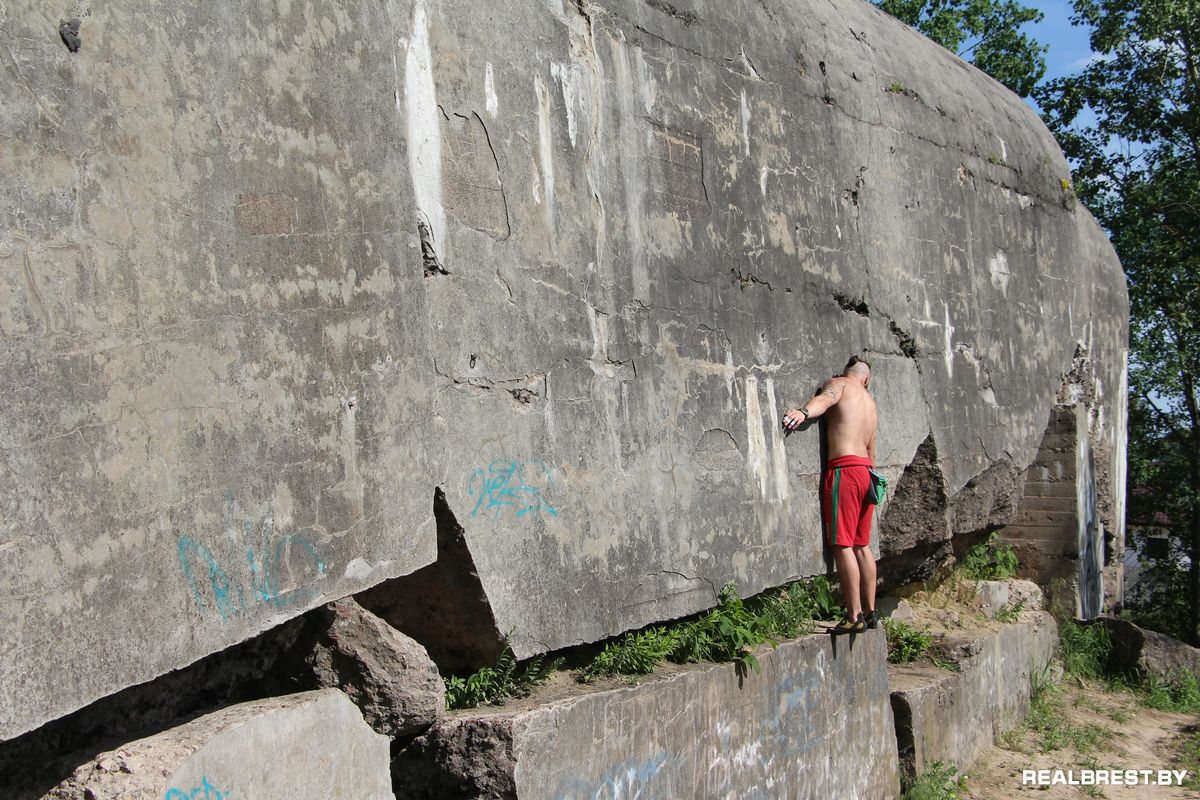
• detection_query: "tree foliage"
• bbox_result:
[873,0,1048,96]
[1037,0,1200,642]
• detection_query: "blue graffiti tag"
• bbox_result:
[177,495,326,622]
[164,775,228,800]
[467,460,560,520]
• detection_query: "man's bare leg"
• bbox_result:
[832,546,862,619]
[854,545,876,615]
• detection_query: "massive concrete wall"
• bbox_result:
[2,0,1126,739]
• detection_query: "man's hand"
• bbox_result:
[783,408,807,430]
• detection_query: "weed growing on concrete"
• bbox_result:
[884,618,934,664]
[580,577,838,683]
[580,626,680,682]
[994,599,1025,623]
[900,760,967,800]
[1059,177,1077,209]
[445,643,563,710]
[929,653,961,672]
[959,533,1019,581]
[887,81,906,93]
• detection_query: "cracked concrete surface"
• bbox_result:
[1,0,1125,740]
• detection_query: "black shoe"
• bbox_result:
[828,613,866,635]
[865,609,879,630]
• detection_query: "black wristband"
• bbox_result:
[800,405,811,418]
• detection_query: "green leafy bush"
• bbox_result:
[445,644,563,710]
[885,618,934,664]
[960,533,1019,580]
[902,760,967,800]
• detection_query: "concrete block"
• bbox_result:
[975,579,1044,618]
[395,630,899,799]
[43,690,394,800]
[889,613,1057,784]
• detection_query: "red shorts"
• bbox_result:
[821,455,875,547]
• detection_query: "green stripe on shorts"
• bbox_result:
[831,468,841,545]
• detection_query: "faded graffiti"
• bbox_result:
[467,459,560,519]
[164,776,228,800]
[177,494,326,622]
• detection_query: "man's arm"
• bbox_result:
[783,378,845,430]
[867,430,877,465]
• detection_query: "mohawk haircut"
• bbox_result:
[844,355,872,374]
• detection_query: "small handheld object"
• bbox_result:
[866,468,888,505]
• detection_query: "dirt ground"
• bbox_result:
[964,679,1199,799]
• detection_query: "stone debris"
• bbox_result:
[1091,616,1200,684]
[282,598,445,740]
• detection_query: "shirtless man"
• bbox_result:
[782,356,879,635]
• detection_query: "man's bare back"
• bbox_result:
[819,377,878,463]
[781,360,878,465]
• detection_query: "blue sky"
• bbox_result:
[1026,0,1097,82]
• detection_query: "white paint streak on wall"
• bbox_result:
[611,35,650,302]
[633,47,657,112]
[988,249,1010,295]
[745,376,770,498]
[404,3,445,251]
[725,350,735,398]
[740,89,751,156]
[484,62,498,117]
[765,378,790,502]
[535,74,556,229]
[551,62,580,147]
[944,304,955,376]
[1114,349,1129,544]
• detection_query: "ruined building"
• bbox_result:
[1,0,1126,796]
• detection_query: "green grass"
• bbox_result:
[1142,670,1200,713]
[884,617,934,664]
[1174,725,1200,788]
[959,533,1019,581]
[1058,618,1111,682]
[902,760,968,800]
[444,642,563,710]
[1020,668,1114,754]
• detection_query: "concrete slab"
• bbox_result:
[395,629,899,799]
[889,612,1057,783]
[43,690,393,800]
[1,0,1127,738]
